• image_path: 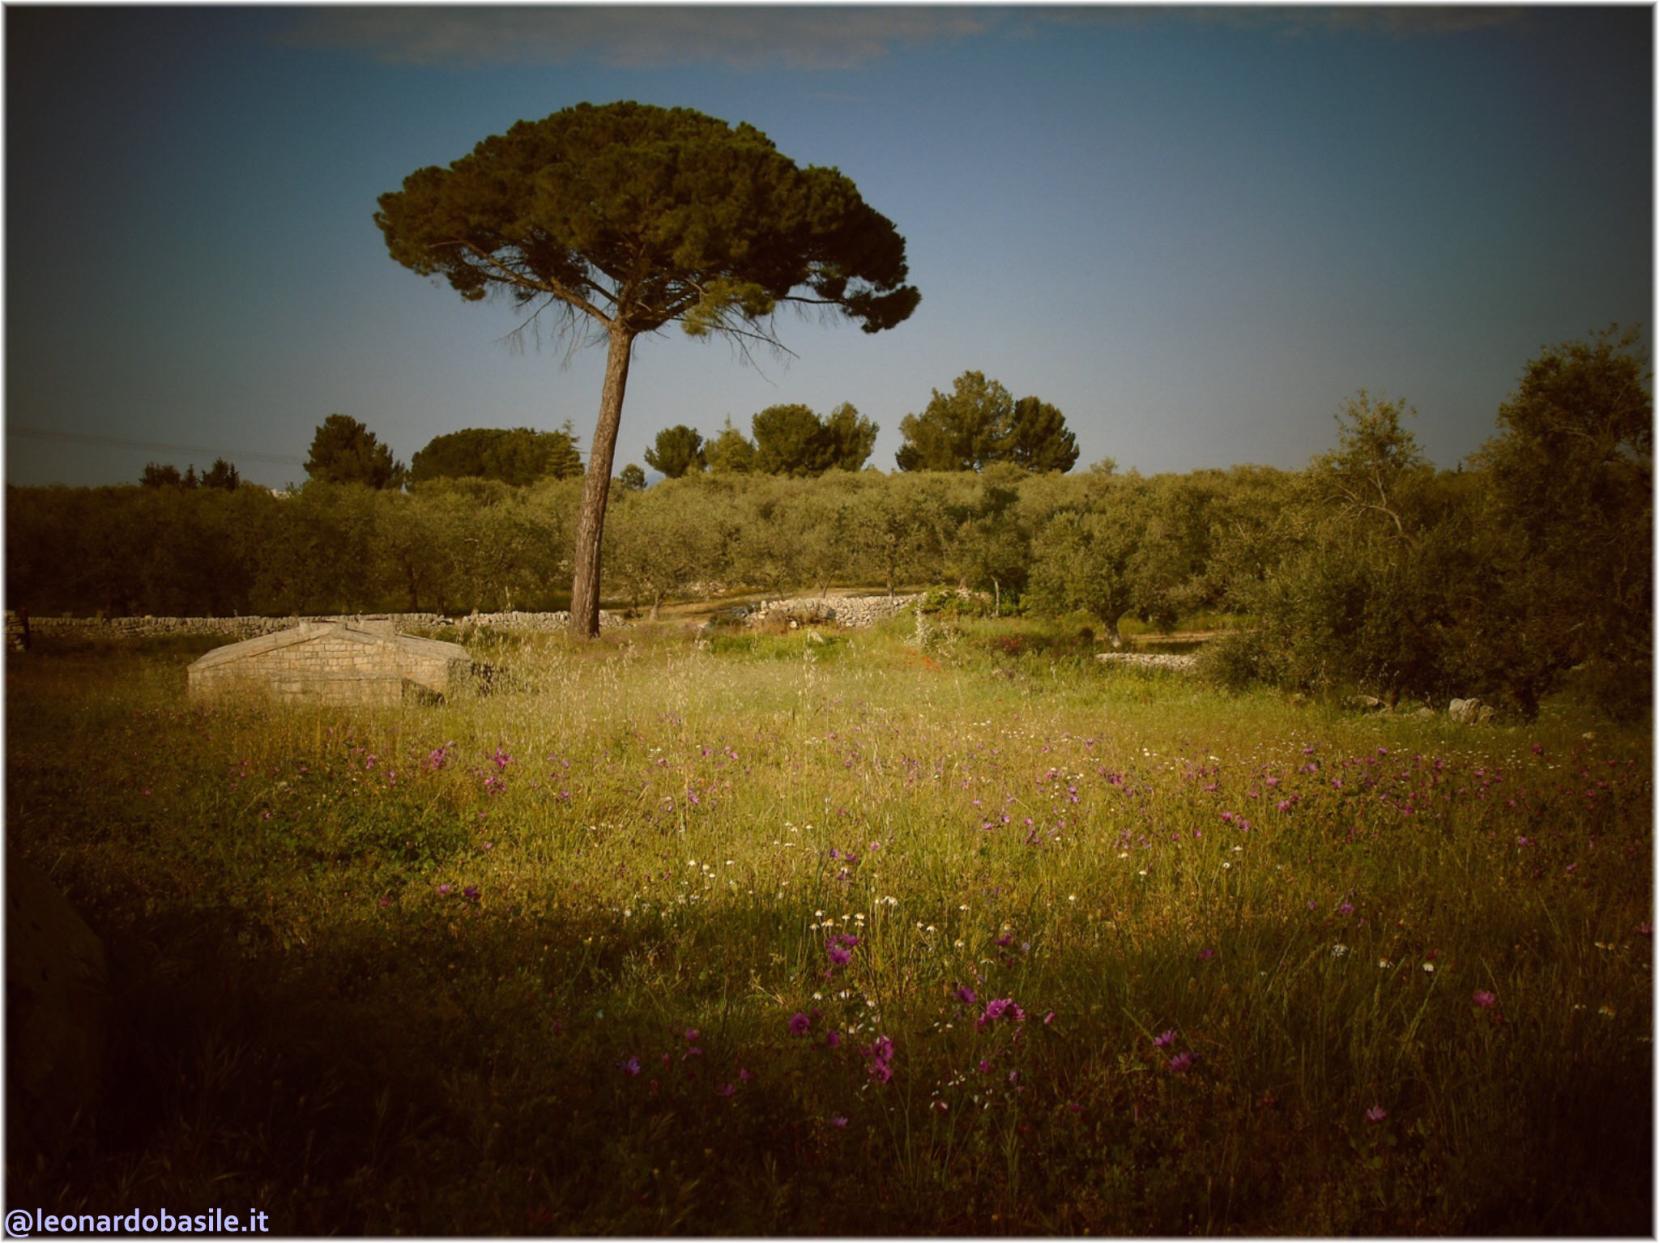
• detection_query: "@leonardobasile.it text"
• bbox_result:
[5,1208,270,1236]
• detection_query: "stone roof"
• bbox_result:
[186,621,469,673]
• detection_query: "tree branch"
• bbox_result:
[435,240,613,325]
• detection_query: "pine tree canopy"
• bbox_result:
[375,101,920,344]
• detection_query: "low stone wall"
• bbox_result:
[10,596,915,643]
[1095,652,1199,672]
[6,610,626,643]
[747,594,922,629]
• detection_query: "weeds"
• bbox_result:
[5,621,1650,1234]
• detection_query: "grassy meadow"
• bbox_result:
[6,616,1652,1234]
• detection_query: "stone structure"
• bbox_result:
[746,594,923,629]
[1095,652,1199,672]
[7,609,625,643]
[1448,697,1495,725]
[186,620,471,706]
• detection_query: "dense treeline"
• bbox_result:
[4,464,1273,623]
[8,332,1648,718]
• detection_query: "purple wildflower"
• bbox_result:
[788,1012,811,1037]
[1198,947,1216,961]
[1152,1029,1177,1049]
[1365,1105,1388,1124]
[827,945,852,968]
[829,1115,849,1128]
[1472,989,1497,1009]
[977,998,1026,1030]
[621,1056,641,1076]
[1167,1051,1195,1074]
[436,883,453,897]
[954,985,978,1006]
[863,1035,896,1084]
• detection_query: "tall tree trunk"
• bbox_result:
[569,328,635,638]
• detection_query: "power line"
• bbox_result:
[6,425,304,467]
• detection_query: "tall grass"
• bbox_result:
[6,620,1650,1234]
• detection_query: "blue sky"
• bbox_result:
[5,5,1652,488]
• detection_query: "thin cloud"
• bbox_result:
[283,6,995,71]
[1036,5,1527,39]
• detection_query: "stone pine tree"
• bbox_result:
[376,101,919,638]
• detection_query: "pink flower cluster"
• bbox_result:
[863,1035,895,1084]
[977,997,1026,1030]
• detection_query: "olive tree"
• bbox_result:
[377,102,918,637]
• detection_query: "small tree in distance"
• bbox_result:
[377,101,919,638]
[409,426,581,486]
[1006,396,1079,473]
[752,404,828,475]
[201,458,241,490]
[821,403,879,471]
[751,402,878,475]
[895,370,1079,473]
[644,425,706,479]
[705,418,757,474]
[305,414,405,489]
[896,371,1013,471]
[140,463,185,488]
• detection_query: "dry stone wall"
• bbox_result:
[8,610,625,643]
[746,594,922,628]
[8,597,915,647]
[1095,652,1199,672]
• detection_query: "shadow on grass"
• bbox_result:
[8,885,1651,1236]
